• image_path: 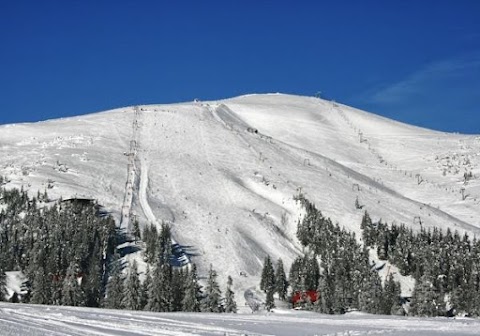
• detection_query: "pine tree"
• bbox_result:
[224,275,237,313]
[61,263,85,307]
[132,219,141,243]
[104,256,124,309]
[377,226,389,260]
[468,249,480,317]
[358,270,383,314]
[316,269,334,314]
[275,258,288,301]
[147,237,173,312]
[84,239,103,307]
[50,275,63,306]
[143,224,158,263]
[410,273,442,317]
[182,264,202,312]
[332,282,346,314]
[450,283,467,316]
[260,255,275,293]
[171,268,186,311]
[139,265,151,310]
[382,274,402,315]
[288,257,303,292]
[147,262,173,312]
[123,260,141,310]
[361,211,374,247]
[202,264,222,312]
[30,266,50,304]
[260,256,276,312]
[265,286,275,312]
[304,255,320,291]
[0,263,7,302]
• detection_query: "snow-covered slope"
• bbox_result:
[2,302,480,336]
[1,93,479,294]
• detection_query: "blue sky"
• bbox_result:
[0,1,479,133]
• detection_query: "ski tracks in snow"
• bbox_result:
[2,302,480,336]
[135,108,190,267]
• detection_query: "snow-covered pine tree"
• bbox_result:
[332,277,346,314]
[104,255,124,309]
[288,257,303,292]
[0,263,7,302]
[84,238,103,307]
[30,266,50,304]
[139,264,151,310]
[260,255,276,311]
[224,275,237,313]
[147,232,173,312]
[132,219,141,243]
[123,260,141,310]
[376,224,389,260]
[275,258,288,301]
[361,211,374,247]
[304,255,320,291]
[171,268,186,311]
[390,227,414,276]
[382,274,402,315]
[265,286,275,312]
[61,262,85,307]
[146,264,166,312]
[260,255,275,293]
[450,283,468,316]
[468,243,480,317]
[358,269,383,314]
[143,224,158,263]
[202,264,222,312]
[182,264,202,312]
[409,273,442,317]
[315,268,334,314]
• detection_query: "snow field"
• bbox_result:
[1,302,480,336]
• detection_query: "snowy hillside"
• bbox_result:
[1,93,479,294]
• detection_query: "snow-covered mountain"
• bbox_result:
[1,93,479,293]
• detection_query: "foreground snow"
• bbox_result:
[0,303,479,336]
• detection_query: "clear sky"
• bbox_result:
[1,0,479,133]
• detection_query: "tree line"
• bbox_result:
[261,194,480,317]
[261,194,402,315]
[0,185,237,313]
[361,211,480,316]
[0,185,117,306]
[105,223,237,313]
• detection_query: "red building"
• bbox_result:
[292,290,318,306]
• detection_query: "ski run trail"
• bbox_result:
[134,106,190,267]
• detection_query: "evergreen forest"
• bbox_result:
[261,195,480,317]
[0,183,236,313]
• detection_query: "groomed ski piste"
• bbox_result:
[1,302,480,336]
[1,94,479,333]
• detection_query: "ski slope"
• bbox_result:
[0,93,479,295]
[1,302,479,336]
